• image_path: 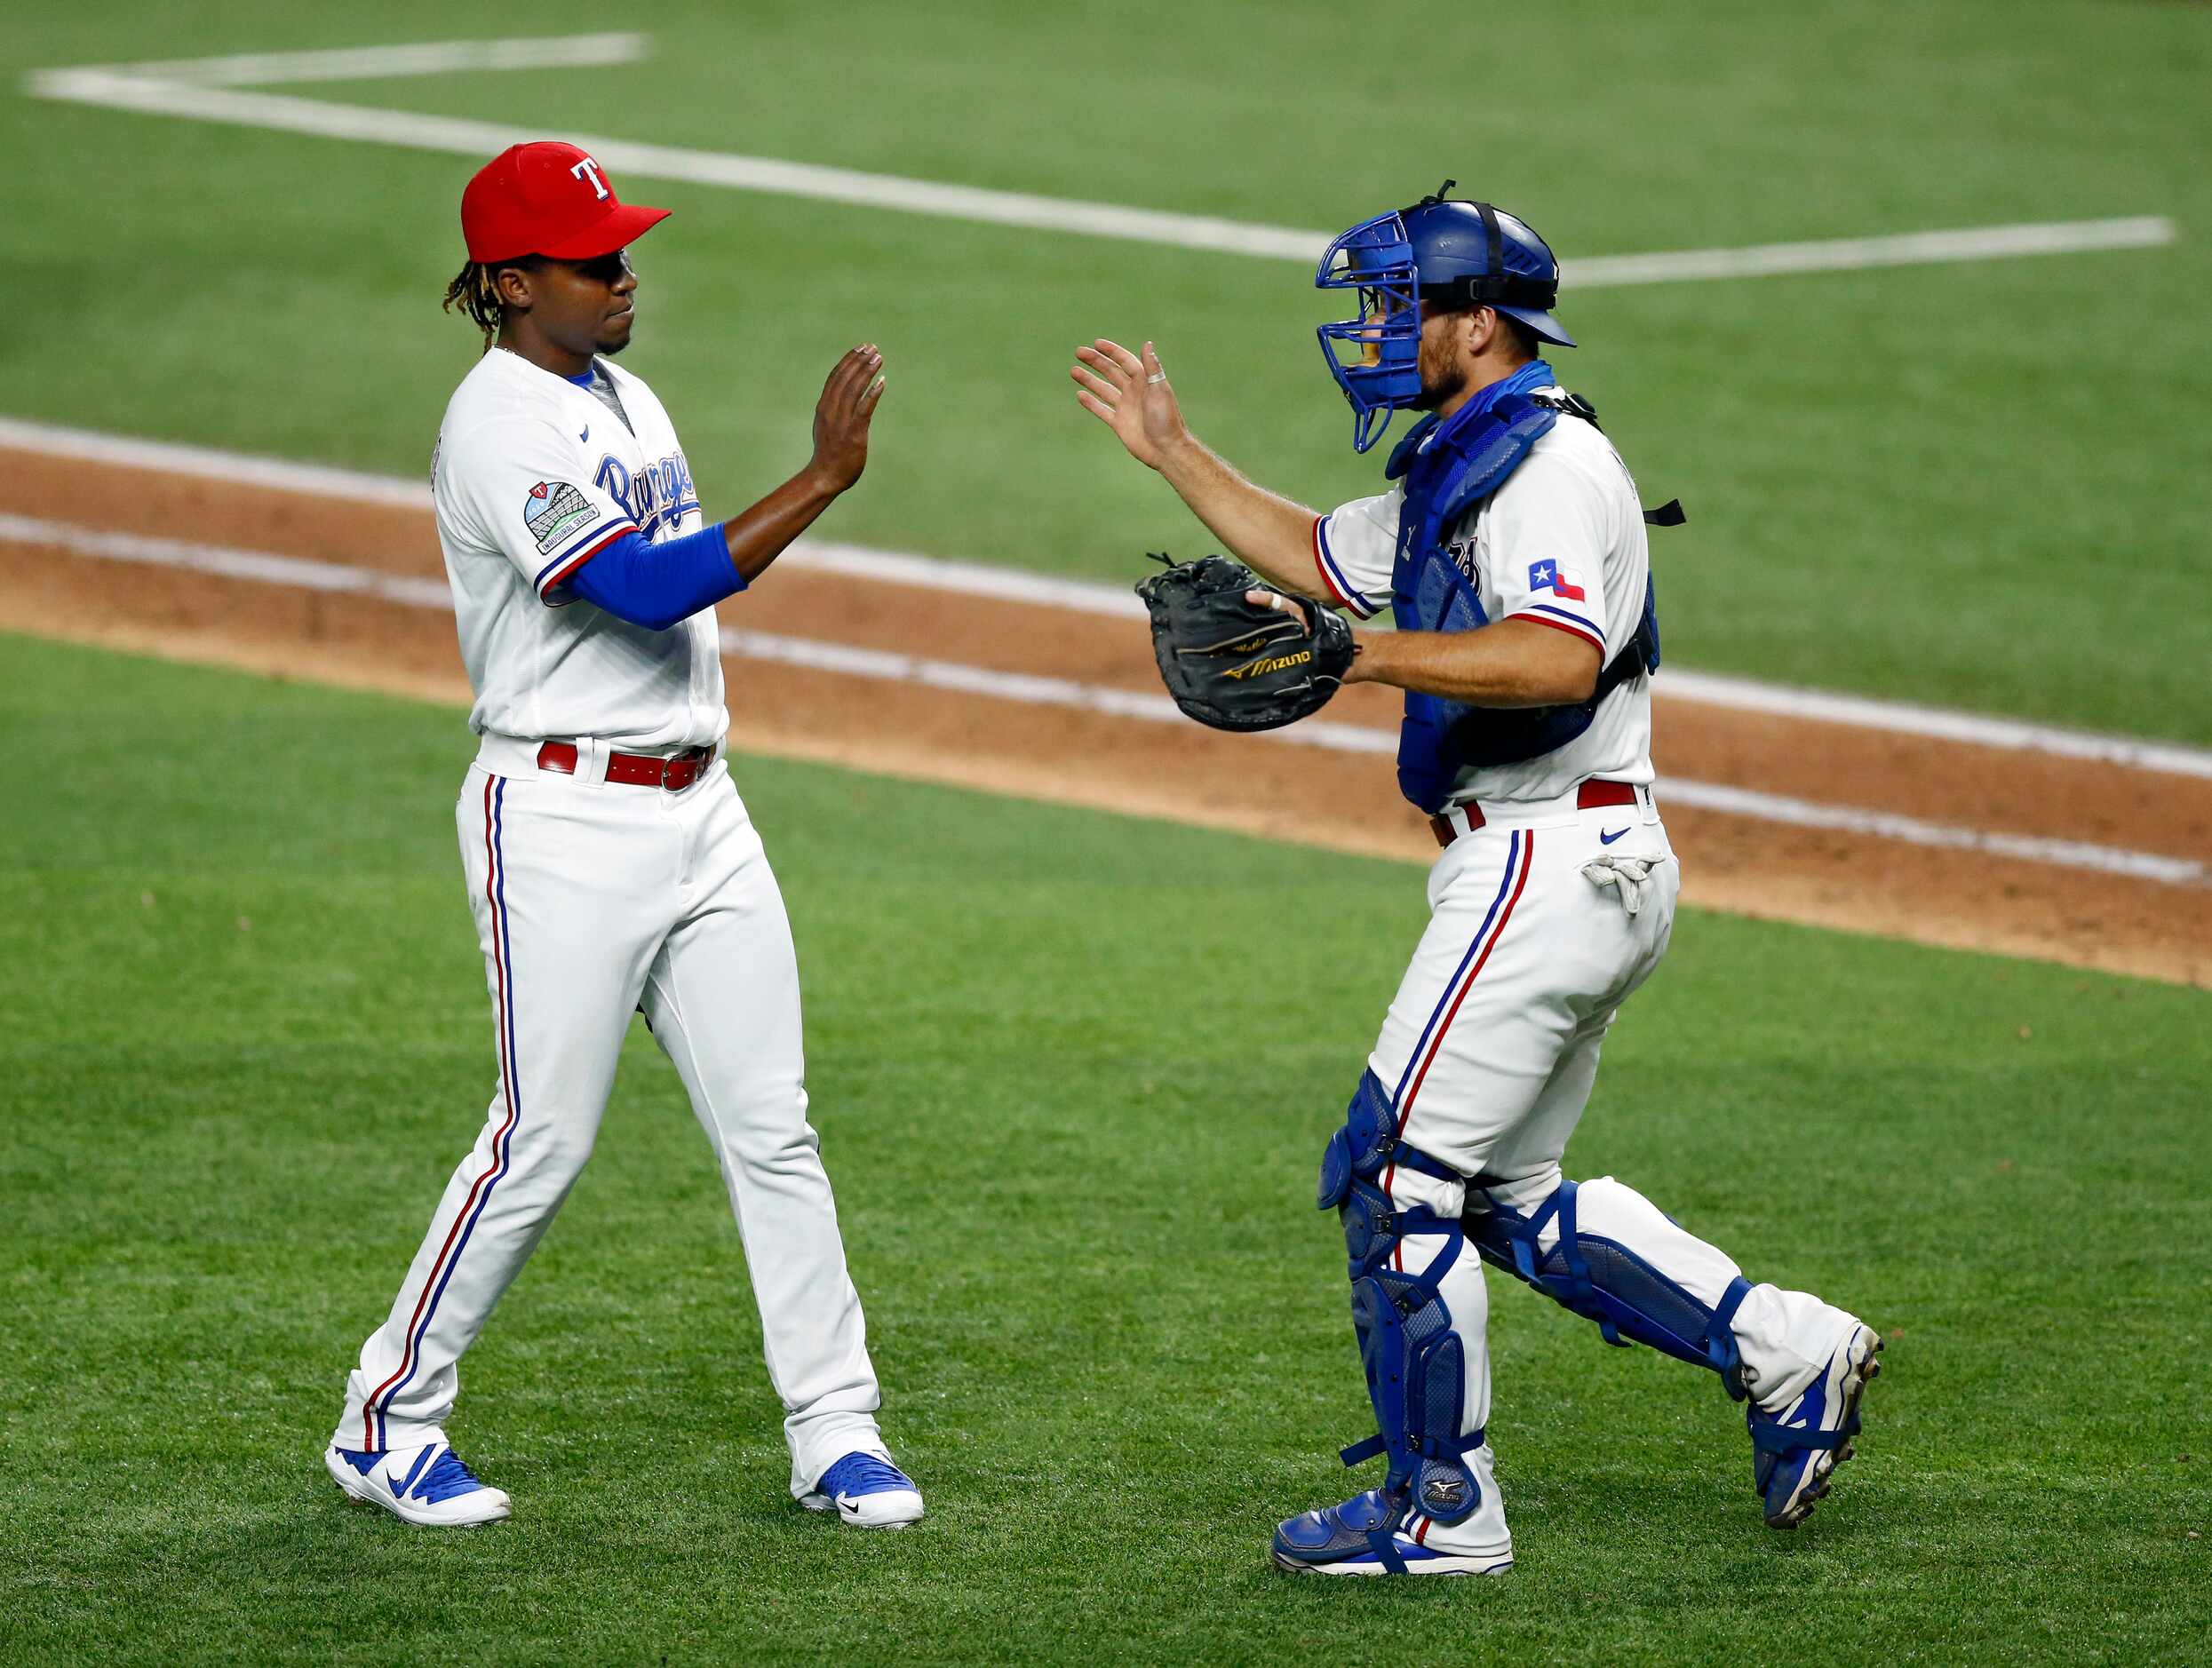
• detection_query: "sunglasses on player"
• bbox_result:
[501,250,633,285]
[562,250,633,285]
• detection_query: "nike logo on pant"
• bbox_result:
[1599,827,1629,844]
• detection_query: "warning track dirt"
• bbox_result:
[3,431,2206,987]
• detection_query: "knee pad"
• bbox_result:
[1317,1069,1461,1214]
[1317,1071,1484,1524]
[1466,1179,1753,1400]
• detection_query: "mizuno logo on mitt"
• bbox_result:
[1223,649,1312,680]
[1134,552,1356,734]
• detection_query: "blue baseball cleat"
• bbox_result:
[324,1439,511,1527]
[1272,1489,1512,1577]
[1747,1322,1883,1528]
[800,1451,924,1529]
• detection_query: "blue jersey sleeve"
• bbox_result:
[563,521,743,630]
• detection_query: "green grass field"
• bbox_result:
[4,1,2210,737]
[4,6,2210,1658]
[2,636,2205,1664]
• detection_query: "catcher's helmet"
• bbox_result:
[1315,182,1572,452]
[1400,187,1573,350]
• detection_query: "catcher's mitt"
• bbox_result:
[1134,553,1357,733]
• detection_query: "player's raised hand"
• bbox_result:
[1071,338,1188,472]
[809,344,887,493]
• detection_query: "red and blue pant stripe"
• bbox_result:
[360,774,522,1450]
[1379,828,1534,1246]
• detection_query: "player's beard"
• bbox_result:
[1410,326,1465,412]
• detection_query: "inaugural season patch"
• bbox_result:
[522,481,593,554]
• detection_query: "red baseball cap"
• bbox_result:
[460,141,671,264]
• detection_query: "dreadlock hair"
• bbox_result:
[442,258,540,349]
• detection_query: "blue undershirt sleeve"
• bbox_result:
[563,522,744,630]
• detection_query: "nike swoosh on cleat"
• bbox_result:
[1599,827,1629,844]
[389,1446,436,1502]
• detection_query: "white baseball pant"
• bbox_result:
[1357,790,1858,1559]
[335,743,888,1497]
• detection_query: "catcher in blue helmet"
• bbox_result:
[1316,185,1576,452]
[1073,186,1880,1576]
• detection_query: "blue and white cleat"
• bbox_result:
[800,1451,924,1529]
[324,1440,511,1527]
[1747,1322,1883,1528]
[1272,1489,1512,1577]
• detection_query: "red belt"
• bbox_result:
[1428,778,1640,847]
[537,740,715,791]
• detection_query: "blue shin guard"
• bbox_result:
[1317,1072,1484,1528]
[1465,1180,1754,1400]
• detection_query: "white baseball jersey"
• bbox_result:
[433,347,724,751]
[1309,392,1655,806]
[345,345,896,1497]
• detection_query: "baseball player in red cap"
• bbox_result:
[323,141,921,1530]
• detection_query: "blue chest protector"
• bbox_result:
[1387,360,1676,814]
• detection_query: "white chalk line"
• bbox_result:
[0,513,457,610]
[0,417,440,511]
[2,507,2202,890]
[93,34,651,88]
[24,36,2177,278]
[6,412,2211,783]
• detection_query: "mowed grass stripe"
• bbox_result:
[5,4,2208,730]
[27,35,2176,275]
[0,634,2206,1664]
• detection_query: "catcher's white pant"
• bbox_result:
[335,744,887,1497]
[1365,789,1857,1557]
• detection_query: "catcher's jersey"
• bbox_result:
[433,348,724,751]
[1312,393,1656,806]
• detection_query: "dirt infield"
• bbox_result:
[4,441,2207,987]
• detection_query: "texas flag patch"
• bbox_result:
[1528,559,1587,602]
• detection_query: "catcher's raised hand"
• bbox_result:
[1071,338,1186,471]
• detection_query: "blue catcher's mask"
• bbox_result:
[1314,212,1423,455]
[1315,183,1575,453]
